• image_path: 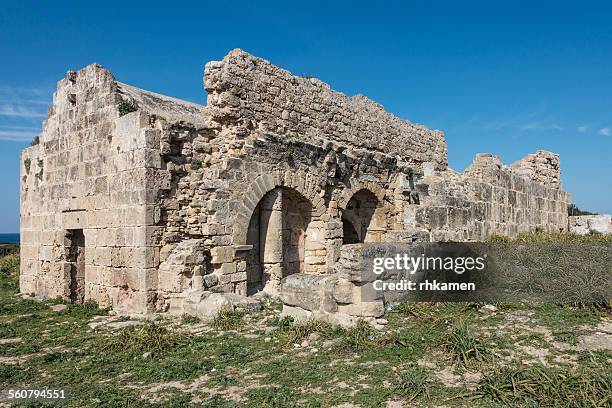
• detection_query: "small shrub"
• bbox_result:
[0,254,19,290]
[441,321,490,365]
[181,314,201,325]
[282,319,330,346]
[117,100,138,116]
[107,322,186,354]
[402,167,415,177]
[269,315,294,330]
[190,159,203,171]
[341,320,375,350]
[394,363,430,402]
[212,309,244,331]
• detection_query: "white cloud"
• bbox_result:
[0,104,47,118]
[519,122,564,131]
[0,129,40,142]
[0,85,51,119]
[598,127,611,136]
[577,126,588,133]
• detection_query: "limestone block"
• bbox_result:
[280,273,336,312]
[182,290,232,321]
[332,279,354,304]
[337,301,384,318]
[280,304,313,323]
[211,246,235,264]
[203,274,219,288]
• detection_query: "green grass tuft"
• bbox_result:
[106,322,187,354]
[281,319,330,346]
[394,363,431,402]
[476,364,611,406]
[212,309,244,331]
[341,320,375,350]
[181,314,201,325]
[441,321,490,365]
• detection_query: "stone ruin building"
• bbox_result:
[20,49,573,324]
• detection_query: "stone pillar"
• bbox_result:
[260,188,284,293]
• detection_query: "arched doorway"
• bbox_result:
[341,189,386,244]
[245,187,314,295]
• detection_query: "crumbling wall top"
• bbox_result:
[117,83,206,125]
[204,49,448,170]
[509,150,562,189]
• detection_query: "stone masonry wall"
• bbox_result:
[204,49,448,171]
[410,153,571,241]
[153,123,406,311]
[21,50,574,317]
[20,65,199,314]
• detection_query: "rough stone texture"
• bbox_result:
[412,153,571,241]
[569,215,612,235]
[20,49,572,320]
[279,245,385,325]
[204,49,448,171]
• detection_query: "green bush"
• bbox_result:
[0,254,19,290]
[117,100,138,116]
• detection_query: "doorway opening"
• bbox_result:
[67,229,85,303]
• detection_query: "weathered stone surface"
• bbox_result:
[183,290,233,321]
[280,304,313,323]
[280,274,333,312]
[19,49,573,323]
[570,215,612,235]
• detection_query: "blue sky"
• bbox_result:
[1,1,611,232]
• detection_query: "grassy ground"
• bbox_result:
[0,251,610,407]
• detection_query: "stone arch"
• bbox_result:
[338,181,389,244]
[337,180,386,211]
[233,170,327,246]
[245,186,318,294]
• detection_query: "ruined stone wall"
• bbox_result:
[19,65,191,313]
[569,214,612,235]
[411,153,571,241]
[152,50,439,310]
[153,124,406,311]
[204,49,448,171]
[21,50,575,318]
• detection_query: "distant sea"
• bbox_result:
[0,233,19,244]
